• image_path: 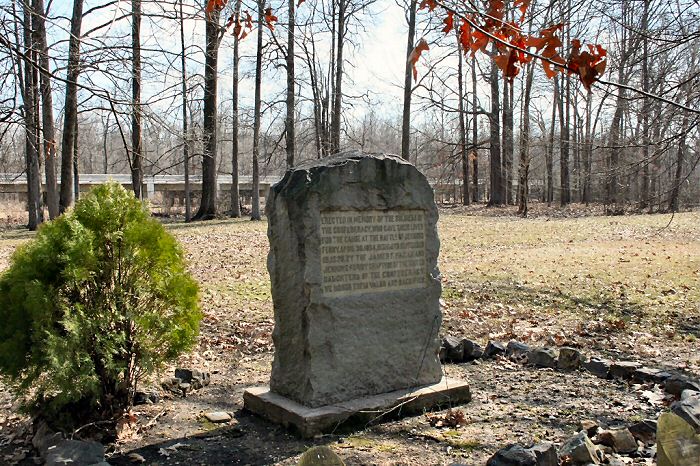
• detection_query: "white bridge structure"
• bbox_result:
[0,173,470,207]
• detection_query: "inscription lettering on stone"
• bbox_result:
[319,210,426,297]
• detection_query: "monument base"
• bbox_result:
[243,377,471,438]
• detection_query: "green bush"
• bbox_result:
[0,183,201,425]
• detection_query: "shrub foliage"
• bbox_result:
[0,183,200,423]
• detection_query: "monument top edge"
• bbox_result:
[290,151,411,172]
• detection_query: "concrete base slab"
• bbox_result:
[243,377,471,438]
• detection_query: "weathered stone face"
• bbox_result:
[266,151,442,408]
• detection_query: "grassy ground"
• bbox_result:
[0,207,698,465]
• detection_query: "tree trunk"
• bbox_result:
[131,0,143,199]
[179,0,192,221]
[487,55,502,206]
[668,112,689,213]
[517,63,534,216]
[502,79,514,204]
[73,117,79,201]
[639,0,650,210]
[21,0,42,229]
[558,74,570,206]
[329,0,345,154]
[582,90,593,205]
[251,0,264,220]
[285,0,295,168]
[546,79,557,205]
[230,0,241,217]
[32,0,57,219]
[59,0,84,212]
[194,10,221,220]
[456,29,469,205]
[400,0,417,160]
[471,55,478,202]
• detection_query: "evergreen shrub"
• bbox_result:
[0,183,200,426]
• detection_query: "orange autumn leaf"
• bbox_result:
[442,11,454,34]
[408,38,430,81]
[419,0,438,12]
[297,0,305,5]
[514,0,531,23]
[264,7,277,30]
[205,0,227,14]
[494,49,520,79]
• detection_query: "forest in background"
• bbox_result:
[0,0,698,228]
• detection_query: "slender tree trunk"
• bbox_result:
[251,0,264,220]
[502,79,514,204]
[558,74,570,206]
[32,0,57,219]
[401,0,417,160]
[546,79,557,205]
[285,0,295,168]
[329,0,345,154]
[179,0,192,221]
[194,10,221,220]
[487,55,502,206]
[59,0,84,212]
[456,30,469,205]
[668,112,689,212]
[517,63,534,216]
[639,0,650,210]
[102,113,110,174]
[583,90,593,204]
[73,117,79,201]
[131,0,143,199]
[471,55,478,202]
[230,0,241,217]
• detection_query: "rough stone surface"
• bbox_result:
[297,446,345,466]
[632,367,671,384]
[527,348,559,369]
[529,442,558,466]
[45,439,105,466]
[506,341,531,361]
[559,432,600,464]
[483,341,506,358]
[443,335,465,362]
[596,428,638,454]
[628,419,657,444]
[671,389,700,433]
[266,152,442,407]
[204,411,232,423]
[486,444,537,466]
[664,375,700,397]
[579,419,599,437]
[656,412,700,466]
[609,361,641,379]
[583,358,611,379]
[558,347,583,370]
[243,376,471,438]
[462,338,484,361]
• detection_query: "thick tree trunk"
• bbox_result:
[131,0,143,199]
[194,10,220,220]
[59,0,84,212]
[230,0,241,217]
[251,0,264,220]
[285,0,295,168]
[487,56,502,206]
[502,80,514,204]
[73,117,79,201]
[179,0,192,220]
[400,0,417,160]
[32,0,57,219]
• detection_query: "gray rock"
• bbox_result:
[558,347,583,370]
[483,340,506,358]
[267,152,442,407]
[595,428,638,454]
[297,446,345,466]
[529,442,558,466]
[559,432,600,464]
[45,439,105,466]
[579,419,599,437]
[175,367,203,383]
[134,390,160,405]
[527,348,559,369]
[506,341,531,362]
[442,335,465,362]
[664,375,700,397]
[462,338,484,361]
[609,361,641,379]
[486,444,537,466]
[628,419,657,444]
[204,411,232,423]
[632,367,672,384]
[583,357,610,379]
[671,389,700,433]
[439,346,447,363]
[656,411,700,465]
[32,421,63,456]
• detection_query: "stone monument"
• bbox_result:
[244,151,470,436]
